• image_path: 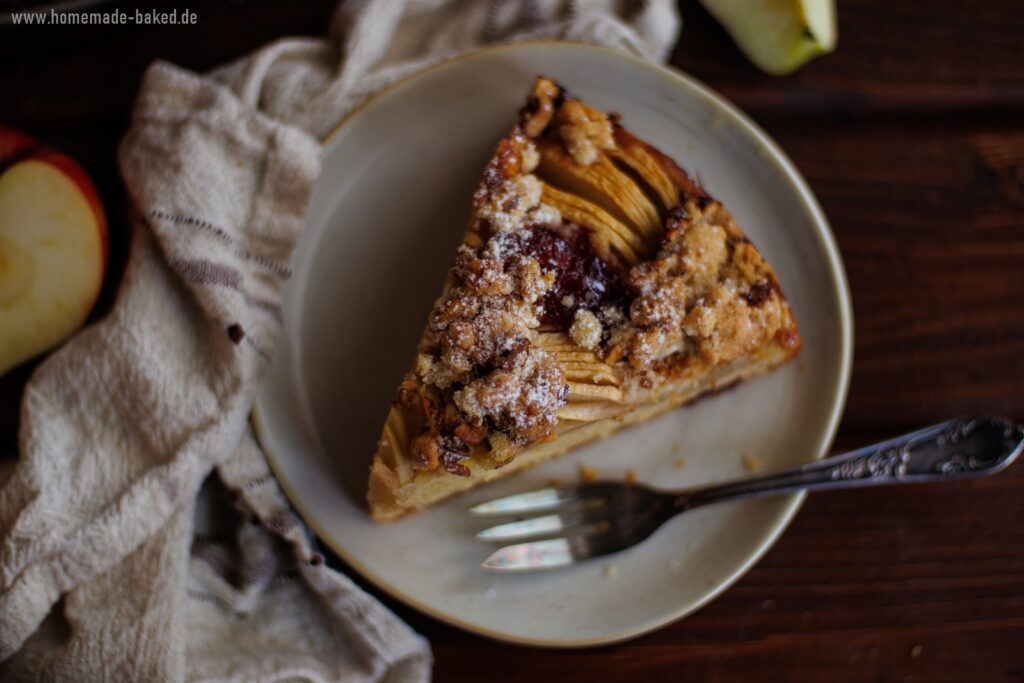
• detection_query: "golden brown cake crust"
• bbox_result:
[366,77,801,521]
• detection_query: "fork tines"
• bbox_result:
[472,482,667,572]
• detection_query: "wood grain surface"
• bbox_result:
[1,1,1022,681]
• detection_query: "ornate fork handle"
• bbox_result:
[682,416,1024,510]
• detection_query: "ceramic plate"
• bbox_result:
[253,42,852,647]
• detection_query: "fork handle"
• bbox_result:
[680,415,1024,510]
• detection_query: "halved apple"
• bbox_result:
[0,126,108,376]
[700,0,837,75]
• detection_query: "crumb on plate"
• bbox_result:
[742,452,760,472]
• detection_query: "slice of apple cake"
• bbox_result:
[367,77,800,520]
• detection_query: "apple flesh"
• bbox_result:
[0,126,108,376]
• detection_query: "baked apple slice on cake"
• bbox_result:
[367,77,800,521]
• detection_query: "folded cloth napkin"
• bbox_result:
[0,1,680,680]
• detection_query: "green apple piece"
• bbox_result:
[699,0,837,75]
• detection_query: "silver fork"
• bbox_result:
[471,415,1024,572]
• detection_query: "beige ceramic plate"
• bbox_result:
[253,41,852,647]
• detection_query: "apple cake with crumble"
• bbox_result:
[367,77,801,520]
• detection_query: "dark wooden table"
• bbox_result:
[3,1,1023,681]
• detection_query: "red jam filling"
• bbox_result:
[514,226,626,329]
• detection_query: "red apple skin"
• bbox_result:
[0,125,39,170]
[0,125,108,272]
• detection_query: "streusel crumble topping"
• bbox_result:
[454,340,568,443]
[558,99,615,166]
[611,199,792,382]
[569,309,603,350]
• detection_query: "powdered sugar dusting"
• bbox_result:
[454,342,568,443]
[528,202,562,227]
[477,174,543,234]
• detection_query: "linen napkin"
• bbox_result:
[0,1,681,680]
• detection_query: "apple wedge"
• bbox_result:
[700,0,837,75]
[0,126,108,376]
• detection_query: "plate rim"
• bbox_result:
[254,39,854,648]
